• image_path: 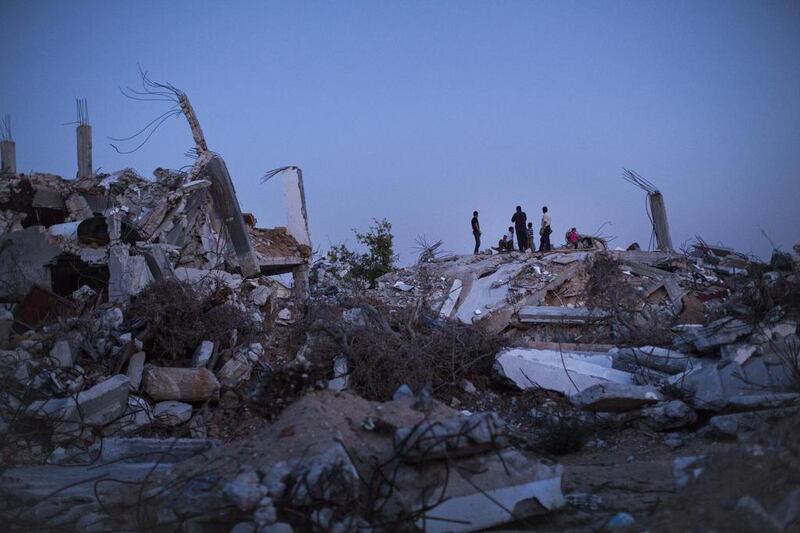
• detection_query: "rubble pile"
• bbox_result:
[1,108,799,528]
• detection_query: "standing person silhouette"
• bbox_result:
[540,206,552,252]
[511,206,528,252]
[471,211,481,254]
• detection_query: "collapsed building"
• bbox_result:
[0,89,312,332]
[1,84,800,531]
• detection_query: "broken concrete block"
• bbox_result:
[720,343,758,365]
[612,346,699,375]
[28,375,130,439]
[126,352,145,390]
[108,246,154,304]
[518,305,609,324]
[393,281,414,292]
[141,245,175,280]
[327,355,349,391]
[494,348,633,395]
[65,193,93,220]
[679,356,799,410]
[153,401,192,426]
[674,317,753,354]
[455,261,528,323]
[191,341,214,368]
[249,285,272,307]
[414,448,564,532]
[438,279,463,319]
[275,308,293,325]
[571,383,663,412]
[217,343,263,388]
[637,400,697,431]
[48,340,73,368]
[286,442,359,507]
[142,365,220,402]
[102,395,153,436]
[395,412,506,462]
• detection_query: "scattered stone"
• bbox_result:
[275,308,293,325]
[223,465,265,512]
[393,281,414,292]
[153,401,192,426]
[673,455,706,488]
[637,400,697,431]
[143,365,220,402]
[393,384,414,400]
[102,395,153,436]
[191,340,214,369]
[460,378,477,394]
[229,522,256,533]
[395,412,507,461]
[48,340,73,368]
[253,496,277,526]
[602,512,635,530]
[126,351,146,390]
[217,343,263,388]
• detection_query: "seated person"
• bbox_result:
[497,235,514,252]
[567,227,579,249]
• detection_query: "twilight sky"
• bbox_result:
[1,1,798,264]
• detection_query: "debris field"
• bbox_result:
[1,83,800,532]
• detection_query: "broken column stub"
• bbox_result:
[76,124,92,179]
[202,154,259,277]
[281,167,311,249]
[1,140,16,174]
[142,365,220,402]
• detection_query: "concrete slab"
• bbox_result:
[494,348,633,395]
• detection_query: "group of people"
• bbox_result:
[470,206,554,254]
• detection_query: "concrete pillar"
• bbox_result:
[0,141,15,174]
[649,192,673,252]
[202,153,259,277]
[77,125,92,179]
[292,264,310,303]
[282,167,311,248]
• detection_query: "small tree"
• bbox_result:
[328,218,396,287]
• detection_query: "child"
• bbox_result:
[567,227,579,249]
[527,222,535,251]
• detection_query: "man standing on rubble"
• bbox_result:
[511,206,528,252]
[540,206,552,252]
[471,211,481,254]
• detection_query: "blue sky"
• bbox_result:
[1,1,798,263]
